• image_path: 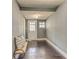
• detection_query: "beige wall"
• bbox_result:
[12,0,25,38]
[46,0,67,53]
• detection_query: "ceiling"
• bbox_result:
[16,0,64,20]
[21,11,55,20]
[17,0,64,8]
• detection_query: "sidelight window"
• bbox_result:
[30,22,35,31]
[39,22,45,28]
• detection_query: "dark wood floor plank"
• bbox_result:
[24,41,65,59]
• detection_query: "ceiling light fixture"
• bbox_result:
[32,14,41,19]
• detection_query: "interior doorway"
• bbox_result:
[27,20,46,40]
[28,20,37,40]
[37,20,46,38]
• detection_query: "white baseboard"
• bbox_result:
[27,38,46,41]
[46,39,67,58]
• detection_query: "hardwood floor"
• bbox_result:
[23,41,65,59]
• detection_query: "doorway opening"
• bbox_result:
[26,20,46,40]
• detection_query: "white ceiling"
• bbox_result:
[17,0,64,8]
[21,11,55,20]
[17,0,64,20]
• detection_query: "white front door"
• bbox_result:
[28,20,37,40]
